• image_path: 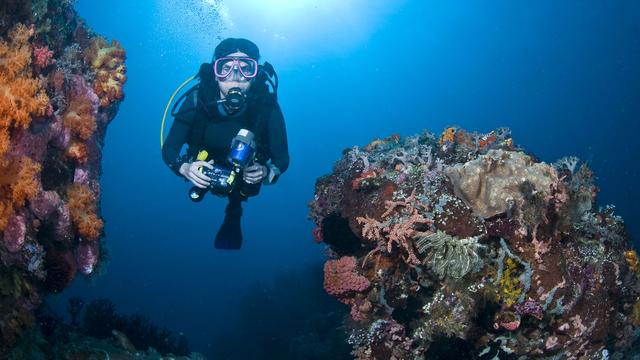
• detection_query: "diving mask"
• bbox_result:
[214,56,258,79]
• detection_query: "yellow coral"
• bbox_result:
[625,250,639,275]
[84,37,127,108]
[0,24,49,160]
[499,258,522,307]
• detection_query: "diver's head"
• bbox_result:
[215,51,254,100]
[213,38,261,105]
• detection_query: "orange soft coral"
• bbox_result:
[439,127,457,145]
[0,24,49,159]
[0,156,41,230]
[65,141,88,164]
[84,37,126,108]
[63,96,97,141]
[66,183,103,241]
[0,127,9,160]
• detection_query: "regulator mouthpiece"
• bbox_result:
[218,87,246,111]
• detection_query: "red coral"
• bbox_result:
[66,183,103,241]
[478,132,498,149]
[32,45,54,70]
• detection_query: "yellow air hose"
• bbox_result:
[160,75,197,149]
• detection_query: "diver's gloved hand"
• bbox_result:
[179,160,214,188]
[243,163,268,184]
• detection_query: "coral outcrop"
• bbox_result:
[309,127,639,359]
[0,0,126,353]
[8,298,205,359]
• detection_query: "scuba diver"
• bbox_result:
[161,38,289,250]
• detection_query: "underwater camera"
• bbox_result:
[188,129,258,201]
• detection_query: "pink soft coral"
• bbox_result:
[32,45,54,70]
[323,256,371,297]
[324,256,373,322]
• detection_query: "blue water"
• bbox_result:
[50,0,639,357]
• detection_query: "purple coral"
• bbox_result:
[514,299,543,320]
[76,241,100,275]
[28,191,73,245]
[3,212,27,253]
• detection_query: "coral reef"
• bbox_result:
[81,298,191,356]
[0,0,126,353]
[7,299,204,359]
[309,126,640,359]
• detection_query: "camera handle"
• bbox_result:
[187,150,211,202]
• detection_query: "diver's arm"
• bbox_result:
[162,92,199,177]
[162,118,191,177]
[263,103,290,185]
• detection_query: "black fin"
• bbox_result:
[214,201,243,250]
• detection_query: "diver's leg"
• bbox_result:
[214,191,246,249]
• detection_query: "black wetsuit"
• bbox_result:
[161,63,287,250]
[161,89,290,196]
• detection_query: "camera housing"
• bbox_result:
[188,129,258,202]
